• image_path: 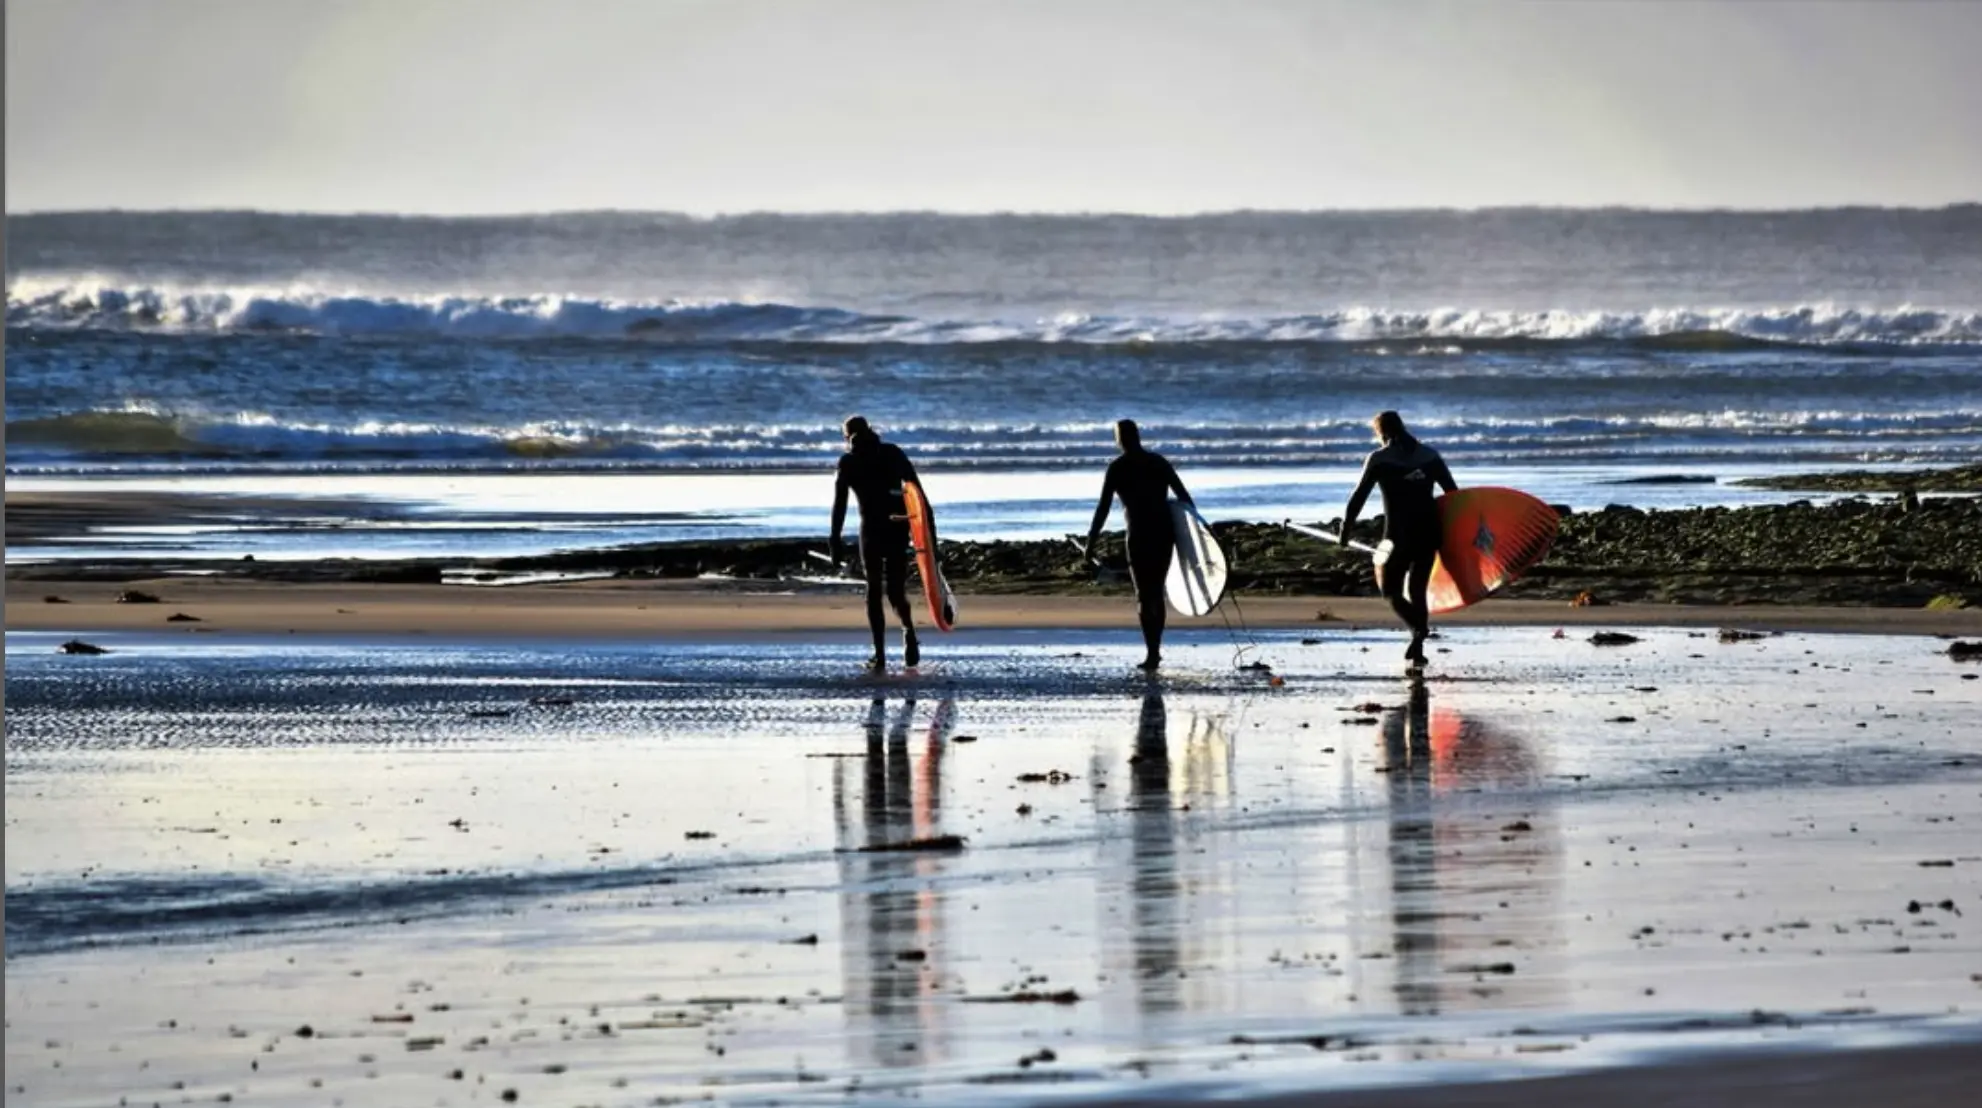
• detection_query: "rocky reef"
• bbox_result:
[1735,462,1982,494]
[17,494,1978,609]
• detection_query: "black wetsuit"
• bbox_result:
[1342,436,1457,651]
[1088,448,1191,666]
[831,435,920,662]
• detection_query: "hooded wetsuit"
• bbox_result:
[1342,436,1457,649]
[1088,447,1192,666]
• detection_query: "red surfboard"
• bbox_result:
[1378,486,1560,614]
[901,479,956,631]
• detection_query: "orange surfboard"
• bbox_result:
[1378,486,1560,614]
[900,479,956,631]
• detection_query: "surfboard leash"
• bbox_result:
[1217,590,1269,675]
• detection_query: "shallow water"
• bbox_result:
[6,627,1981,1104]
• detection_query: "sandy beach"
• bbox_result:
[13,576,1982,641]
[9,488,1982,1108]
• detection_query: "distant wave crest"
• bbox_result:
[10,404,1980,474]
[8,280,1981,347]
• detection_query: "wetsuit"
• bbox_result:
[1087,448,1192,667]
[831,434,920,665]
[1342,436,1457,659]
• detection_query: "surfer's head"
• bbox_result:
[842,415,878,450]
[1372,410,1408,445]
[1114,418,1142,452]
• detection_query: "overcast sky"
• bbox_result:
[7,0,1980,214]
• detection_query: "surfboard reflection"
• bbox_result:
[832,695,956,1068]
[1378,684,1563,1015]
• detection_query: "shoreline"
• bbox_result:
[10,486,1981,599]
[9,484,1982,639]
[10,577,1982,639]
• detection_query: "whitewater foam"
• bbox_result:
[10,279,1982,347]
[10,405,1981,475]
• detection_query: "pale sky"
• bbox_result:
[7,0,1981,214]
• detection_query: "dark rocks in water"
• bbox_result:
[14,494,1980,610]
[58,639,110,655]
[1735,463,1982,494]
[1718,628,1768,643]
[115,589,162,604]
[1950,641,1982,662]
[348,564,443,584]
[43,594,70,604]
[1603,475,1717,486]
[165,612,202,622]
[1589,631,1641,646]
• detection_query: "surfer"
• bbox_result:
[1085,419,1194,672]
[829,416,921,671]
[1340,410,1458,671]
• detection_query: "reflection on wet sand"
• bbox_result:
[1097,688,1243,1030]
[833,696,956,1068]
[1381,682,1564,1014]
[1126,690,1182,1014]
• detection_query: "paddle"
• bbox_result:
[805,549,860,580]
[1280,519,1386,557]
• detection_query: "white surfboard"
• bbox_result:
[1164,501,1228,617]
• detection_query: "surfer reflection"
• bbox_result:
[1096,693,1239,1025]
[1377,686,1562,1014]
[1124,690,1183,1013]
[1339,411,1457,674]
[832,696,955,1067]
[829,416,923,672]
[1383,683,1440,1014]
[1085,419,1195,672]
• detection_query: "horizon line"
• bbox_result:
[11,201,1982,221]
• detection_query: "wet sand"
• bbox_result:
[7,625,1982,1105]
[10,575,1982,640]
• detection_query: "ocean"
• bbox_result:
[8,208,1981,559]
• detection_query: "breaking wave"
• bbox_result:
[8,281,1981,348]
[10,405,1981,473]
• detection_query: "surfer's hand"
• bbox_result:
[1335,531,1349,547]
[827,536,843,565]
